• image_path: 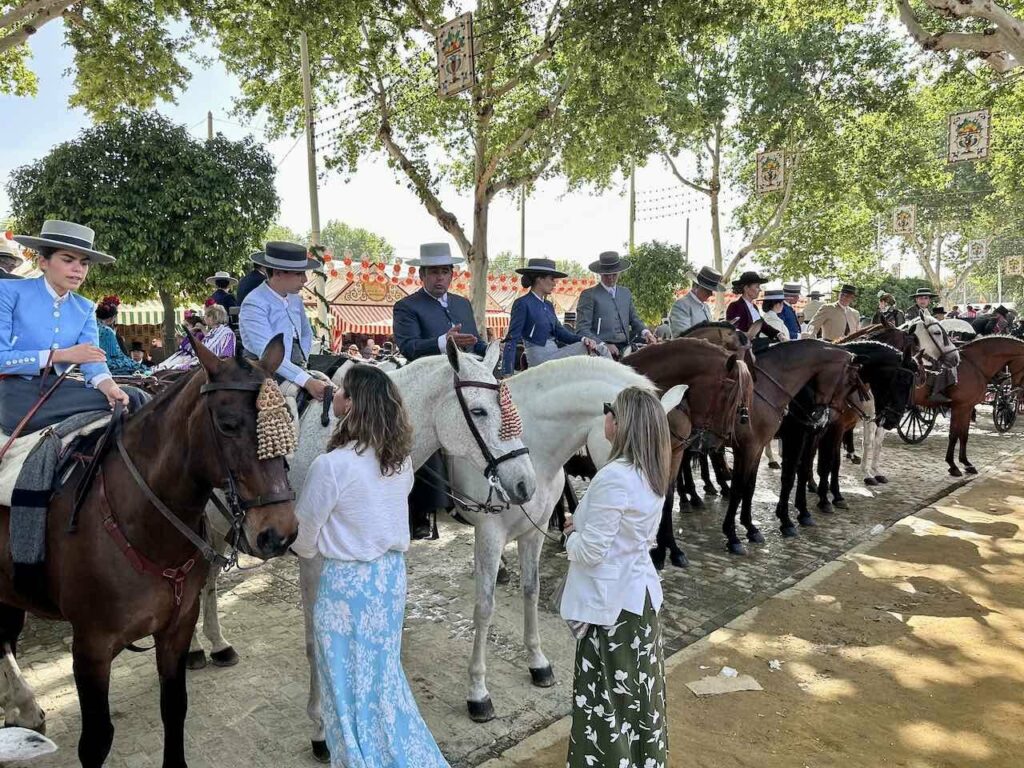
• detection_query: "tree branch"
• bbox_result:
[897,0,1024,72]
[0,0,73,34]
[662,153,711,195]
[487,30,561,102]
[406,0,437,37]
[487,142,558,197]
[0,0,77,54]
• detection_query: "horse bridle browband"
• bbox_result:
[452,373,530,490]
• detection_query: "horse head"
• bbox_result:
[686,350,752,451]
[908,315,959,369]
[437,339,536,505]
[191,332,298,559]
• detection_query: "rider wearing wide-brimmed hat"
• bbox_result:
[574,251,655,357]
[0,220,148,434]
[502,257,610,376]
[0,234,25,280]
[758,286,790,342]
[872,291,905,327]
[206,270,238,314]
[725,270,769,333]
[807,283,860,341]
[777,283,802,340]
[905,286,939,322]
[669,265,725,337]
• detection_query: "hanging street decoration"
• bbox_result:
[892,205,916,235]
[967,240,988,261]
[436,13,475,98]
[947,109,991,164]
[756,150,785,193]
[1005,256,1023,277]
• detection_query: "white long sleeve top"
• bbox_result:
[291,445,414,561]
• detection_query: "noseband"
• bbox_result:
[453,373,530,496]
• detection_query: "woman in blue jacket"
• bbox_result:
[0,220,146,434]
[501,258,608,376]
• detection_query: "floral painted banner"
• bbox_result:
[948,109,991,164]
[436,13,475,98]
[892,205,916,236]
[967,240,988,261]
[1005,256,1023,277]
[756,150,785,193]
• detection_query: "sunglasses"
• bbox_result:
[603,402,616,418]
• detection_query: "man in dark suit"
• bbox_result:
[393,242,487,539]
[574,251,655,356]
[0,237,24,279]
[236,256,267,304]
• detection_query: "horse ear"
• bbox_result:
[186,325,222,376]
[749,319,763,337]
[482,340,501,372]
[660,384,688,413]
[259,333,286,374]
[445,335,461,373]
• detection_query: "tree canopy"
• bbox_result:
[618,240,690,325]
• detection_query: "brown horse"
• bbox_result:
[917,335,1024,476]
[622,339,753,568]
[0,336,298,768]
[724,340,856,554]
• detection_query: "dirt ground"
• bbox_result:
[486,457,1024,768]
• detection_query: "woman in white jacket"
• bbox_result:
[760,286,790,342]
[560,386,672,768]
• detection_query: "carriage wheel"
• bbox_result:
[897,405,936,444]
[993,398,1018,433]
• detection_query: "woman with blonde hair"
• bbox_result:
[291,365,449,768]
[560,386,672,768]
[154,302,235,371]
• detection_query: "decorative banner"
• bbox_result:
[967,239,988,261]
[435,13,475,98]
[948,109,991,163]
[756,150,785,193]
[1005,256,1024,277]
[892,205,916,235]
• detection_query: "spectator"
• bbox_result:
[205,271,238,313]
[236,257,267,305]
[129,341,153,366]
[95,296,149,376]
[873,292,905,326]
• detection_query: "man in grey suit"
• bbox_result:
[0,237,24,279]
[669,265,726,336]
[575,251,656,357]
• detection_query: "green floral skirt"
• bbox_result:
[567,594,668,768]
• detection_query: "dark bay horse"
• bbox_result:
[623,339,753,569]
[917,335,1024,476]
[0,336,298,768]
[724,340,855,554]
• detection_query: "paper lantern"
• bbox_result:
[345,271,354,281]
[391,276,399,284]
[329,268,339,278]
[409,265,417,275]
[323,252,333,262]
[3,230,11,240]
[392,264,401,274]
[360,260,369,269]
[360,272,369,282]
[377,274,385,283]
[343,257,352,267]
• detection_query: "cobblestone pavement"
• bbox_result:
[6,412,1024,768]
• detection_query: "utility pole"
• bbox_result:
[998,258,1003,305]
[628,163,636,253]
[207,111,213,141]
[684,217,690,260]
[519,185,526,268]
[299,30,328,335]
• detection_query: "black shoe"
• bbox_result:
[412,522,433,540]
[930,393,951,404]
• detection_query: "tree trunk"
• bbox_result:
[710,189,724,318]
[470,199,490,335]
[158,288,177,355]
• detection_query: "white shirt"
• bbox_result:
[291,445,414,561]
[601,282,616,299]
[744,298,761,322]
[560,459,664,626]
[429,290,455,353]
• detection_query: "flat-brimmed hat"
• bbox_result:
[407,242,465,268]
[995,305,1009,317]
[588,251,631,274]
[251,241,319,271]
[834,284,858,296]
[911,286,938,299]
[759,286,786,303]
[692,266,726,293]
[14,220,115,264]
[733,270,769,289]
[783,282,802,296]
[808,290,824,300]
[516,257,567,278]
[130,341,146,352]
[205,270,238,287]
[0,235,24,264]
[933,306,947,315]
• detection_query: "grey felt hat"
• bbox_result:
[407,242,465,268]
[13,220,115,265]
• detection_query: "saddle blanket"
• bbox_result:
[0,413,110,508]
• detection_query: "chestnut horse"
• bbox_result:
[917,335,1024,476]
[0,336,298,768]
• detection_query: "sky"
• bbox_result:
[0,20,746,275]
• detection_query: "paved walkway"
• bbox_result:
[486,452,1024,768]
[5,413,1023,767]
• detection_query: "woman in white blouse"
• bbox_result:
[759,286,791,343]
[291,365,449,768]
[560,386,672,768]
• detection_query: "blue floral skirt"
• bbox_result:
[313,551,450,768]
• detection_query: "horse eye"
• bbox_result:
[470,407,487,417]
[218,418,243,434]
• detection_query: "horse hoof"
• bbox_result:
[468,696,496,722]
[875,475,888,484]
[850,455,862,465]
[703,485,719,497]
[863,477,878,487]
[747,529,765,544]
[496,563,510,585]
[818,502,834,514]
[530,665,556,688]
[720,483,731,495]
[965,465,978,475]
[780,525,798,538]
[949,466,963,478]
[670,550,689,568]
[767,461,781,470]
[727,541,747,556]
[186,650,207,670]
[311,740,331,764]
[689,496,705,510]
[798,514,816,527]
[210,647,240,667]
[833,499,849,510]
[650,549,666,571]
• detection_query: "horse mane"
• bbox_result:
[132,367,202,416]
[629,336,730,362]
[680,321,736,334]
[838,339,903,362]
[960,334,1024,350]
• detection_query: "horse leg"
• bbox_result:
[677,455,693,510]
[468,524,504,722]
[815,437,834,514]
[774,428,799,537]
[945,426,962,477]
[795,436,815,528]
[72,638,115,768]
[862,421,878,486]
[954,408,977,474]
[843,427,861,464]
[200,569,238,666]
[711,448,732,495]
[650,494,670,570]
[872,425,889,484]
[0,604,44,731]
[830,443,847,509]
[298,554,329,763]
[699,451,717,496]
[518,529,554,688]
[154,602,201,768]
[765,439,781,470]
[684,453,703,508]
[739,467,761,544]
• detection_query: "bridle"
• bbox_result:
[687,369,748,449]
[755,359,850,427]
[452,372,530,500]
[915,318,958,368]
